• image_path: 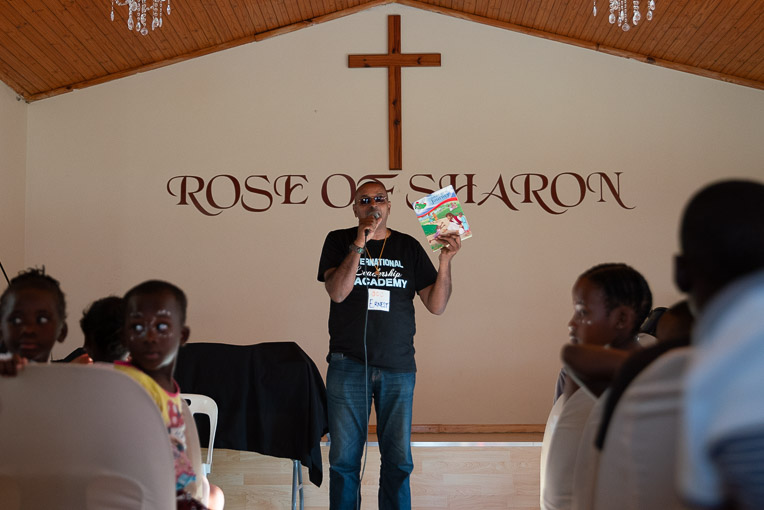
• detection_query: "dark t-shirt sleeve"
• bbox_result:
[317,229,350,283]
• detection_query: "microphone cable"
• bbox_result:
[356,227,372,510]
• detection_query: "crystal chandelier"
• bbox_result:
[111,0,171,36]
[593,0,655,31]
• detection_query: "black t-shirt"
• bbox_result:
[317,227,438,372]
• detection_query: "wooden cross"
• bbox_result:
[348,15,441,171]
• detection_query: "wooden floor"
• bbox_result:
[207,434,542,510]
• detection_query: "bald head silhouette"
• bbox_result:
[675,179,764,313]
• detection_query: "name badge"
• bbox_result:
[368,289,390,312]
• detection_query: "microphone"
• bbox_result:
[364,211,381,236]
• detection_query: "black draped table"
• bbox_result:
[175,342,328,487]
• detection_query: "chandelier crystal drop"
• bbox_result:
[111,0,170,36]
[592,0,655,30]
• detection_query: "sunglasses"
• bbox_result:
[357,195,388,205]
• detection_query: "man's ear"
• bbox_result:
[674,254,692,293]
[57,322,68,344]
[180,326,190,346]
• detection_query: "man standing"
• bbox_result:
[317,180,461,510]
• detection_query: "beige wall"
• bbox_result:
[19,5,764,423]
[0,82,26,282]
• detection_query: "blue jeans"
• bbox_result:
[326,354,416,510]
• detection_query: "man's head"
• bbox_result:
[675,179,764,314]
[352,181,391,227]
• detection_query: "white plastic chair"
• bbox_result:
[181,393,219,475]
[0,364,176,510]
[571,389,609,510]
[181,400,211,506]
[540,392,568,505]
[541,388,596,510]
[593,347,692,510]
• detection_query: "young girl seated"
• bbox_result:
[558,262,653,399]
[118,279,223,510]
[0,268,68,376]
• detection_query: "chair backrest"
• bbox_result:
[181,393,219,475]
[0,364,176,510]
[593,347,693,510]
[571,389,609,510]
[181,400,210,506]
[541,388,596,510]
[540,392,567,504]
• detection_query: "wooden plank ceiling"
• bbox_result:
[1,0,762,102]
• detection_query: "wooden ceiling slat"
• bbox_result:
[471,0,488,18]
[548,0,574,35]
[36,2,137,77]
[15,0,98,80]
[230,0,257,31]
[270,0,292,26]
[748,48,764,79]
[309,0,327,19]
[154,0,208,49]
[552,0,576,32]
[462,0,477,16]
[211,0,246,39]
[0,54,33,98]
[568,4,600,39]
[504,0,528,25]
[619,4,672,57]
[200,1,236,43]
[720,16,764,78]
[297,0,317,20]
[2,3,78,86]
[727,46,764,83]
[453,0,467,17]
[50,1,140,70]
[256,0,282,31]
[280,0,304,24]
[731,33,764,79]
[634,0,704,63]
[517,1,538,29]
[84,0,176,64]
[178,0,227,47]
[322,0,340,19]
[634,0,692,59]
[494,0,514,25]
[0,31,49,95]
[688,0,750,68]
[1,0,762,102]
[481,0,500,20]
[244,0,270,32]
[532,0,556,31]
[707,2,763,74]
[0,9,68,91]
[602,0,671,53]
[92,0,170,62]
[662,0,723,64]
[154,2,201,54]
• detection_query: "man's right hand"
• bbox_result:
[356,212,380,244]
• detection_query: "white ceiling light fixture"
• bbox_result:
[593,0,656,31]
[111,0,170,36]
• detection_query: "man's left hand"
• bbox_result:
[438,232,461,260]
